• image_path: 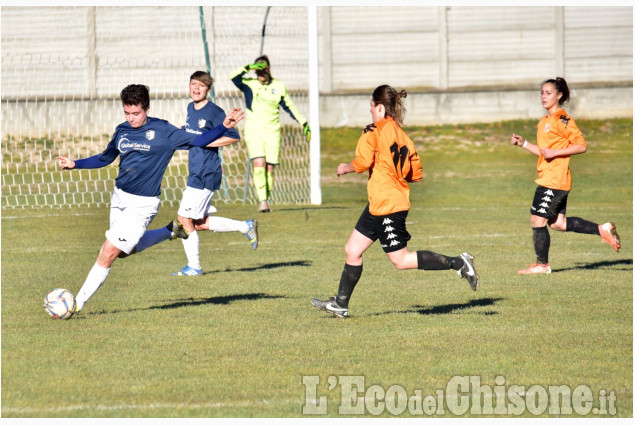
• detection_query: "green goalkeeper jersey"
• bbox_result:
[230,66,307,138]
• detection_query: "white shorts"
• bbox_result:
[177,186,216,220]
[105,187,160,254]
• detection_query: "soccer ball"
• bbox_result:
[44,288,76,320]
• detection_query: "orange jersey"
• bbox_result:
[352,117,423,215]
[535,108,586,191]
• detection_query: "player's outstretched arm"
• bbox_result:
[191,109,244,148]
[56,156,76,170]
[205,137,240,148]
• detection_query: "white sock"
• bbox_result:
[208,216,248,233]
[76,263,111,311]
[136,227,172,253]
[182,230,201,270]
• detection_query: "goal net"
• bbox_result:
[1,6,313,209]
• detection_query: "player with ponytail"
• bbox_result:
[311,85,480,318]
[510,77,621,274]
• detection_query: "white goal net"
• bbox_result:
[1,6,313,209]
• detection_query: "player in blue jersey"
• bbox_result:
[172,71,258,277]
[230,55,310,212]
[56,84,243,313]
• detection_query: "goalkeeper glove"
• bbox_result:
[303,122,311,143]
[247,61,268,71]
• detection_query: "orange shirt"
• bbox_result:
[352,117,423,215]
[535,108,586,191]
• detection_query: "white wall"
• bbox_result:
[1,5,632,134]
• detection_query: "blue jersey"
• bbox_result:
[98,117,197,197]
[183,102,239,190]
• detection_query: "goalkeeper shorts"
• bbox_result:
[244,131,281,165]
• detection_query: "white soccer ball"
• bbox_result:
[44,288,76,320]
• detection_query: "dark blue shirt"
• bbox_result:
[98,117,196,197]
[183,101,239,190]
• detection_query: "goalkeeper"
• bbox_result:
[230,55,310,213]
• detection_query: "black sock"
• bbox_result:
[335,263,363,308]
[566,217,600,235]
[416,250,463,271]
[532,226,550,264]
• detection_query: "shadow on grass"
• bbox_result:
[551,259,633,273]
[371,297,504,317]
[87,293,285,316]
[204,260,312,274]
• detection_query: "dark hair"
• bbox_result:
[542,77,570,106]
[190,70,214,88]
[255,55,270,67]
[255,55,271,79]
[372,85,408,126]
[120,84,150,110]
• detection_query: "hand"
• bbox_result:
[337,163,354,177]
[303,122,311,143]
[541,148,556,160]
[510,133,525,147]
[56,156,75,170]
[248,61,268,71]
[223,108,245,128]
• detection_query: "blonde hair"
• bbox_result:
[372,85,407,126]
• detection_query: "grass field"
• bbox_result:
[1,118,632,417]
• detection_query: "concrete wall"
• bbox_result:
[1,5,632,135]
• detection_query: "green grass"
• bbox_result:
[2,118,632,417]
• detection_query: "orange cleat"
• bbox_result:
[517,263,552,275]
[599,222,621,252]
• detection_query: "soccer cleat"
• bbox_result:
[171,265,203,276]
[168,219,189,240]
[517,263,552,275]
[310,297,349,318]
[457,252,480,291]
[599,222,621,252]
[243,219,258,250]
[258,200,270,213]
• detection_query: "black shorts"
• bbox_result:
[355,204,411,253]
[530,185,568,219]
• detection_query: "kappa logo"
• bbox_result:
[146,130,155,140]
[542,196,552,202]
[363,123,377,134]
[390,240,400,247]
[382,218,393,225]
[559,115,570,128]
[538,208,547,214]
[198,118,206,129]
[539,202,549,208]
[545,189,554,196]
[384,226,395,232]
[386,233,398,240]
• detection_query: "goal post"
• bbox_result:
[1,6,320,209]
